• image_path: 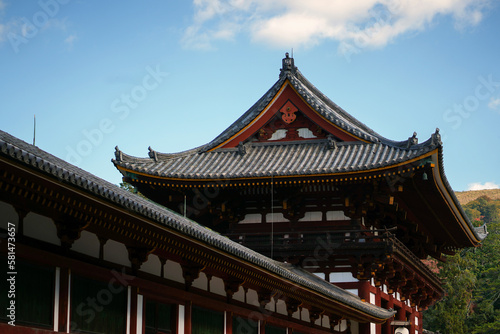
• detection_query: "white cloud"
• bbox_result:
[64,34,76,45]
[488,96,500,110]
[183,0,491,52]
[467,182,500,191]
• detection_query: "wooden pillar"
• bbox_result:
[184,302,192,334]
[358,322,371,334]
[383,295,394,334]
[358,280,371,302]
[225,311,233,334]
[129,286,138,334]
[397,305,406,321]
[58,267,70,332]
[416,310,423,333]
[260,320,266,334]
[358,280,372,334]
[409,310,415,334]
[375,289,382,334]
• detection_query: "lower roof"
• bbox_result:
[114,140,436,181]
[0,129,395,322]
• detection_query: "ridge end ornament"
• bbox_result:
[280,101,298,124]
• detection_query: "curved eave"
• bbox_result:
[431,147,485,246]
[113,148,436,184]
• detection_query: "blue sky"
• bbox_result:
[1,0,499,192]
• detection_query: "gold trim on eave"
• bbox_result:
[116,149,438,184]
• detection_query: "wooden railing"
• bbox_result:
[226,228,440,286]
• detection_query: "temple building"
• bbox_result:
[0,129,395,334]
[111,54,487,334]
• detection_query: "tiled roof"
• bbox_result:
[113,55,444,179]
[0,129,395,320]
[114,140,437,180]
[110,55,485,248]
[196,57,424,152]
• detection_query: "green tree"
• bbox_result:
[423,253,477,333]
[424,196,500,333]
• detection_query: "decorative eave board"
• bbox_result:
[210,81,363,150]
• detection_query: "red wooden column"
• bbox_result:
[375,289,382,334]
[184,302,192,334]
[416,310,423,333]
[58,267,70,332]
[409,311,415,334]
[358,281,371,334]
[382,295,394,334]
[226,311,233,334]
[260,320,266,334]
[129,286,138,334]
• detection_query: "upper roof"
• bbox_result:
[113,53,443,181]
[0,129,395,322]
[111,54,486,249]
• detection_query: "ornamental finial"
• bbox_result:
[148,146,158,162]
[114,146,123,162]
[407,132,418,148]
[280,52,297,77]
[238,142,246,155]
[327,134,337,150]
[431,128,442,146]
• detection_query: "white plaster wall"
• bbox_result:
[266,212,288,223]
[233,286,245,303]
[141,254,161,276]
[350,321,359,334]
[210,276,226,296]
[164,260,184,283]
[0,201,18,231]
[370,292,376,305]
[191,272,208,291]
[104,239,130,267]
[24,212,60,246]
[334,319,348,333]
[269,129,287,140]
[314,272,325,279]
[292,308,300,320]
[276,299,287,316]
[246,289,260,308]
[72,230,99,258]
[297,128,317,139]
[322,314,330,328]
[330,272,358,283]
[265,299,275,313]
[239,213,262,224]
[326,211,350,221]
[298,211,322,222]
[301,308,310,323]
[346,289,359,296]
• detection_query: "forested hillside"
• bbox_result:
[423,195,500,333]
[455,189,500,205]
